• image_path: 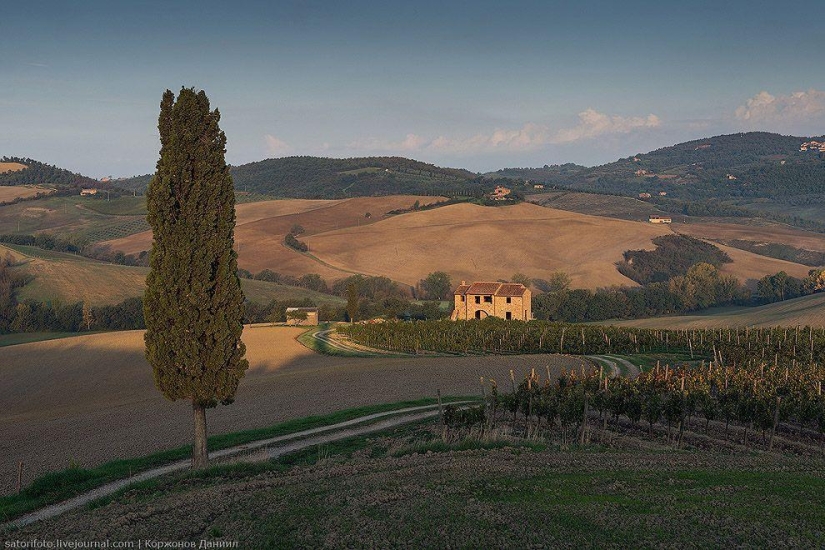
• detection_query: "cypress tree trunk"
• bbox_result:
[193,402,208,468]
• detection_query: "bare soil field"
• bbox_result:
[0,162,27,173]
[608,292,825,329]
[0,185,53,202]
[0,326,585,495]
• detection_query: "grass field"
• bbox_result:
[609,292,825,329]
[12,423,824,546]
[2,244,345,307]
[0,325,586,496]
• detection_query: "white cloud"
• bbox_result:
[735,89,825,124]
[344,109,661,157]
[347,133,427,152]
[428,123,551,153]
[553,109,661,144]
[263,134,293,157]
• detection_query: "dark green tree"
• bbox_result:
[420,271,452,300]
[144,88,248,469]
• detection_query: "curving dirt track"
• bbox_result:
[0,326,585,495]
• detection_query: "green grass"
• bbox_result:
[79,196,146,216]
[80,430,825,548]
[241,280,346,307]
[0,396,471,523]
[296,325,407,357]
[3,244,89,262]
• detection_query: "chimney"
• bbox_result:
[461,281,466,286]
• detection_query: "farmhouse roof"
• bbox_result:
[454,282,528,297]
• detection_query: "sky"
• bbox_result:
[2,0,824,178]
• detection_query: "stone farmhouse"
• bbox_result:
[452,281,532,321]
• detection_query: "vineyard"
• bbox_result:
[445,361,825,454]
[339,319,825,367]
[341,319,825,453]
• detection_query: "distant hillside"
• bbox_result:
[116,157,485,199]
[231,156,485,198]
[494,132,825,229]
[0,157,99,190]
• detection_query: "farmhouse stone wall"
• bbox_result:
[453,282,531,321]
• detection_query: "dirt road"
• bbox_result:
[0,326,585,495]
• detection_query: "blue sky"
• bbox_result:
[2,0,824,177]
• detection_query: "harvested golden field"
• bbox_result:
[97,197,812,290]
[674,220,825,252]
[0,162,27,173]
[101,195,442,278]
[0,185,53,202]
[305,202,666,288]
[0,326,585,495]
[714,242,811,286]
[609,292,825,329]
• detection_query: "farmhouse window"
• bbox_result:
[506,297,511,304]
[506,312,512,320]
[483,296,492,303]
[461,296,465,302]
[475,296,481,304]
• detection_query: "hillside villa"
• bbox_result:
[649,215,672,224]
[452,281,532,321]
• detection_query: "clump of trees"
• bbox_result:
[757,269,825,304]
[618,235,731,285]
[419,271,452,300]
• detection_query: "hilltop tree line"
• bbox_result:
[0,157,99,189]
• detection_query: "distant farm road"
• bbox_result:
[0,326,589,496]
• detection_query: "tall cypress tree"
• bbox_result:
[144,88,248,468]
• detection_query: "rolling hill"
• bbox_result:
[495,132,825,230]
[1,243,345,307]
[116,156,483,199]
[97,198,813,291]
[0,157,99,190]
[608,291,825,329]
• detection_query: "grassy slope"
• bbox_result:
[13,425,824,547]
[2,244,344,307]
[609,292,825,329]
